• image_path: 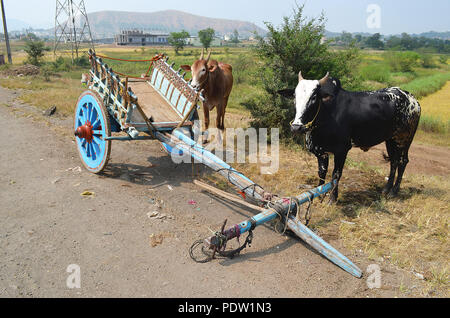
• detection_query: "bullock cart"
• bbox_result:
[73,49,362,278]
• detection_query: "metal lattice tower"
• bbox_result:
[54,0,95,62]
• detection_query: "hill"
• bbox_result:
[86,10,266,38]
[7,19,31,31]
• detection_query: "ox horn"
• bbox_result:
[298,71,304,81]
[206,50,211,63]
[200,48,205,60]
[319,72,330,85]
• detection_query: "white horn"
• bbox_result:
[206,50,211,63]
[200,48,204,60]
[298,71,304,81]
[319,72,330,85]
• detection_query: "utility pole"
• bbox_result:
[0,0,12,64]
[54,0,94,63]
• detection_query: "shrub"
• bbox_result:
[384,51,421,72]
[439,55,448,65]
[40,65,53,82]
[74,56,90,68]
[24,39,50,66]
[420,54,436,68]
[242,4,361,140]
[51,56,72,72]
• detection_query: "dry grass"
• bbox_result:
[0,76,84,116]
[419,81,450,121]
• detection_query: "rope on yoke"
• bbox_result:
[92,53,164,80]
[214,167,266,201]
[302,190,315,226]
[218,231,254,259]
[189,228,254,263]
[95,53,164,63]
[189,185,334,264]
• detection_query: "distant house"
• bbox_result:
[186,36,223,47]
[115,30,169,46]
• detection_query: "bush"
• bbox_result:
[360,63,391,84]
[420,54,436,68]
[51,56,72,72]
[384,51,420,72]
[439,55,448,65]
[24,39,50,66]
[242,4,361,140]
[74,56,90,68]
[40,65,53,82]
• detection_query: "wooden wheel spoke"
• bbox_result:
[92,118,101,130]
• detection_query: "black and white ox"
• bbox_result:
[279,72,421,202]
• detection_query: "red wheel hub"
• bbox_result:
[75,121,94,143]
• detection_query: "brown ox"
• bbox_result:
[181,49,233,143]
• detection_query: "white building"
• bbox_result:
[115,30,169,46]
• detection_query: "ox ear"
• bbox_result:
[180,65,191,72]
[319,87,335,104]
[277,89,295,99]
[318,80,337,104]
[321,94,333,103]
[208,64,218,72]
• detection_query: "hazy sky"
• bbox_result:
[3,0,450,34]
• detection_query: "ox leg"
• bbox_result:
[215,104,225,145]
[330,152,348,203]
[383,140,399,196]
[317,154,329,186]
[221,96,229,130]
[203,104,210,144]
[391,149,410,196]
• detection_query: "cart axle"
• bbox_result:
[74,121,94,143]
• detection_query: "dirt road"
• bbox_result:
[0,87,423,298]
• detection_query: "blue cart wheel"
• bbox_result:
[74,90,111,174]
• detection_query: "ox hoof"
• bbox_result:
[327,196,338,206]
[382,188,391,196]
[386,188,400,199]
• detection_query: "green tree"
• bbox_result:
[242,4,360,140]
[168,30,190,55]
[366,33,384,49]
[231,29,240,44]
[26,33,39,41]
[340,31,353,46]
[198,28,215,49]
[24,39,50,66]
